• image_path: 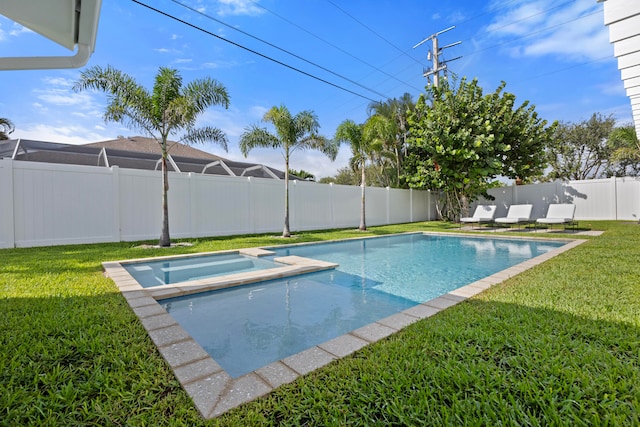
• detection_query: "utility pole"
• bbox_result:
[413,26,462,87]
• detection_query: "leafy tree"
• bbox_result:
[405,78,554,220]
[74,65,230,246]
[318,166,359,185]
[545,113,615,181]
[607,125,640,177]
[367,93,415,187]
[334,119,384,231]
[0,117,15,140]
[240,105,337,237]
[288,168,315,181]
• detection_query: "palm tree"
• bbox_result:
[0,118,15,140]
[610,126,640,162]
[239,105,337,237]
[334,119,383,231]
[367,93,415,187]
[74,65,230,246]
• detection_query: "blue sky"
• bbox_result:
[0,0,631,179]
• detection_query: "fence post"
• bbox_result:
[247,177,254,234]
[409,188,413,222]
[110,165,121,243]
[386,186,390,224]
[613,176,618,220]
[188,172,197,237]
[0,158,15,248]
[330,182,335,229]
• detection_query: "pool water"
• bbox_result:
[123,253,281,288]
[163,270,415,377]
[162,234,563,377]
[268,234,561,302]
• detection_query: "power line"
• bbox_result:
[482,0,575,36]
[323,0,423,67]
[462,8,602,58]
[169,0,391,100]
[246,0,423,93]
[130,0,380,103]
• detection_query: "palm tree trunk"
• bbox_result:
[283,154,291,238]
[159,156,171,247]
[359,162,367,231]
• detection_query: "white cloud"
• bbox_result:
[9,23,31,37]
[0,19,32,41]
[12,123,114,145]
[216,0,264,17]
[33,88,94,107]
[248,105,268,120]
[484,0,609,62]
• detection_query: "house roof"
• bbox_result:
[86,136,226,161]
[0,137,291,180]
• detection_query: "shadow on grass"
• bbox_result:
[221,298,640,425]
[2,289,638,425]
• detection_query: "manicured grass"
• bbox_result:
[1,221,638,425]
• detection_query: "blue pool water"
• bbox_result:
[123,253,280,288]
[162,234,564,377]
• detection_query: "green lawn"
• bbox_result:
[1,221,638,426]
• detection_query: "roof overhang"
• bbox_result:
[0,0,102,70]
[602,0,640,134]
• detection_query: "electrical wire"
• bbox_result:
[462,8,602,58]
[246,0,423,93]
[130,0,381,103]
[169,0,392,100]
[323,0,423,67]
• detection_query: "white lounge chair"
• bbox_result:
[536,204,576,230]
[494,204,533,229]
[460,205,497,229]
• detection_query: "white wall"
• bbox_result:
[0,159,432,248]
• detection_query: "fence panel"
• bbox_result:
[0,159,14,248]
[118,169,163,242]
[565,178,617,220]
[190,174,252,237]
[290,180,334,231]
[11,161,116,247]
[249,177,285,234]
[330,184,361,229]
[365,186,388,226]
[388,187,411,224]
[616,177,640,221]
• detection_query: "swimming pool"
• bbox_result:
[161,233,563,377]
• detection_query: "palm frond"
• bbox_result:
[239,125,280,157]
[183,78,230,113]
[182,127,229,151]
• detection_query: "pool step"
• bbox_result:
[160,258,256,283]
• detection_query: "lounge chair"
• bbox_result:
[494,204,533,229]
[535,204,576,230]
[460,205,497,229]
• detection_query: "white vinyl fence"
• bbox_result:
[2,158,639,249]
[476,177,640,222]
[0,159,435,248]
